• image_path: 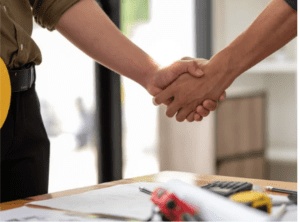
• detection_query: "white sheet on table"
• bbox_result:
[269,194,297,221]
[28,182,161,220]
[0,206,111,221]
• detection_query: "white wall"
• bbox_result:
[122,0,198,177]
[156,0,217,175]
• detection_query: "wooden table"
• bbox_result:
[0,171,297,212]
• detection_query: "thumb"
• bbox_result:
[194,58,209,70]
[181,57,209,72]
[170,60,204,78]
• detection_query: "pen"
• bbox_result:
[265,186,297,195]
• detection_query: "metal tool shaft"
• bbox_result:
[139,187,152,195]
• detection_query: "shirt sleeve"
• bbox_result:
[284,0,297,11]
[30,0,80,31]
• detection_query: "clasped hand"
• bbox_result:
[152,57,226,122]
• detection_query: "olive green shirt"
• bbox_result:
[0,0,79,69]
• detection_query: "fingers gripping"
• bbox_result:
[187,112,202,122]
[175,103,197,122]
[194,113,203,122]
[163,98,173,106]
[202,100,217,111]
[165,100,182,118]
[154,86,175,106]
[196,106,210,117]
[187,112,196,122]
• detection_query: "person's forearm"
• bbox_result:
[155,0,297,121]
[210,0,297,84]
[56,0,159,90]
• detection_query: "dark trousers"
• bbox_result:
[1,84,50,203]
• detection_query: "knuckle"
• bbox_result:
[154,97,160,105]
[196,106,204,114]
[203,100,213,109]
[181,56,190,60]
[209,100,216,105]
[173,61,180,66]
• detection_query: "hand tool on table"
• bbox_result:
[139,187,203,221]
[265,186,297,196]
[265,186,297,206]
[230,190,272,214]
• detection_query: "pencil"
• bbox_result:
[265,186,297,195]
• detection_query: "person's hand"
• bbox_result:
[145,60,204,97]
[179,57,226,122]
[148,58,226,122]
[153,56,233,122]
[186,91,226,122]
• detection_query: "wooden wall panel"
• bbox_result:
[216,95,265,179]
[217,97,264,157]
[218,157,265,179]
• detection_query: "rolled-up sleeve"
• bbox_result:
[31,0,80,31]
[284,0,297,11]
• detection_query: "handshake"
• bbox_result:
[146,57,227,122]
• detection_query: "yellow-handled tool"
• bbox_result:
[230,191,272,214]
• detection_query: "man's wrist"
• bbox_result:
[142,61,160,96]
[209,46,244,87]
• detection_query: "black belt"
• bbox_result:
[8,63,36,93]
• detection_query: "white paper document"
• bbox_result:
[269,194,297,221]
[0,206,111,221]
[28,182,162,220]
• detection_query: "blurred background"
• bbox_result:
[31,0,297,193]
